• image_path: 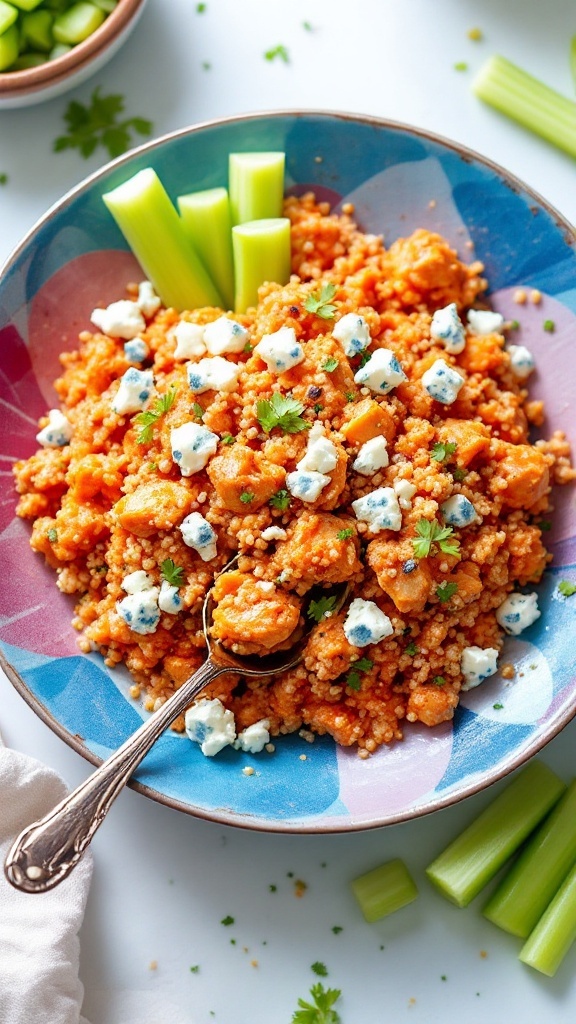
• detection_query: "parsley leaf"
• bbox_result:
[161,559,185,588]
[47,528,58,543]
[220,915,235,926]
[346,671,362,691]
[432,675,446,686]
[337,528,354,541]
[307,595,338,623]
[412,519,460,559]
[558,580,576,597]
[405,642,419,656]
[240,491,255,504]
[322,357,339,373]
[54,88,153,161]
[269,488,291,511]
[431,441,457,463]
[133,388,176,444]
[292,982,342,1024]
[257,393,310,434]
[436,581,458,603]
[354,657,373,672]
[345,656,373,690]
[357,350,371,368]
[192,402,204,420]
[264,43,290,62]
[221,433,236,445]
[304,283,337,320]
[452,467,467,482]
[311,962,329,977]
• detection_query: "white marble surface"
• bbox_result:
[2,1,576,1021]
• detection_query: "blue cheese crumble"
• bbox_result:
[393,478,417,509]
[124,337,149,363]
[460,646,499,691]
[186,356,242,394]
[204,316,249,355]
[496,591,541,635]
[507,344,535,380]
[137,280,161,319]
[286,469,331,502]
[158,580,183,615]
[440,493,479,527]
[467,309,505,335]
[116,570,160,635]
[352,436,389,476]
[171,320,207,360]
[430,302,466,354]
[234,718,271,753]
[170,423,219,477]
[351,486,402,533]
[91,299,146,340]
[421,358,464,405]
[255,326,304,372]
[332,313,371,357]
[185,698,236,756]
[112,368,154,415]
[179,511,218,560]
[354,347,407,395]
[36,409,74,448]
[261,525,287,542]
[343,598,393,647]
[297,423,339,474]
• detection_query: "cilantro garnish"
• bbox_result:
[307,595,338,623]
[0,172,7,185]
[192,402,204,420]
[311,962,329,977]
[304,283,337,320]
[134,388,176,444]
[221,433,236,445]
[322,357,339,373]
[264,43,290,62]
[332,926,343,934]
[313,403,324,414]
[243,340,253,353]
[257,393,310,434]
[345,391,356,402]
[538,519,552,532]
[47,528,58,543]
[493,702,504,710]
[431,441,457,463]
[240,491,255,504]
[357,350,371,368]
[345,656,372,690]
[161,559,184,588]
[412,519,460,559]
[337,528,354,541]
[190,965,200,973]
[269,488,291,511]
[558,580,576,597]
[54,88,153,160]
[221,915,235,926]
[196,2,206,10]
[543,319,555,333]
[436,581,459,603]
[452,467,467,482]
[432,676,446,686]
[292,982,342,1024]
[405,642,419,656]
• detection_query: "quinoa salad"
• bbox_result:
[13,194,575,758]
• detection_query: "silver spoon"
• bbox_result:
[4,566,348,893]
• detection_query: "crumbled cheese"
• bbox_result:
[256,580,276,593]
[124,337,149,363]
[137,281,161,319]
[393,478,417,509]
[354,347,407,395]
[343,598,393,647]
[171,321,207,360]
[185,698,236,756]
[440,493,479,527]
[235,718,271,753]
[460,646,499,690]
[430,302,466,354]
[297,433,338,474]
[170,423,219,476]
[91,300,146,340]
[421,358,464,405]
[351,486,402,533]
[467,309,505,335]
[255,326,305,372]
[187,356,242,395]
[112,367,154,415]
[508,344,535,380]
[158,580,183,614]
[179,511,218,560]
[496,592,541,636]
[332,313,371,357]
[261,526,287,542]
[116,588,160,635]
[352,436,389,476]
[36,409,73,448]
[203,316,249,355]
[286,470,331,503]
[121,570,154,594]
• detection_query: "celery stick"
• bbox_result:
[7,0,43,9]
[0,2,18,36]
[22,10,55,52]
[426,761,565,908]
[53,2,105,44]
[519,863,576,976]
[483,779,576,938]
[232,217,291,313]
[178,187,235,310]
[351,858,418,923]
[0,23,18,70]
[229,152,285,226]
[571,36,576,93]
[103,168,223,312]
[473,55,576,159]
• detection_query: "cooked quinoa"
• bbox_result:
[13,194,575,754]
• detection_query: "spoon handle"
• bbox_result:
[4,656,226,893]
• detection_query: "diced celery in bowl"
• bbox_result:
[0,0,116,71]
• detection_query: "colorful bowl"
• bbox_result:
[1,111,575,833]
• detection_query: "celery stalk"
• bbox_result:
[483,779,576,938]
[351,858,418,922]
[232,217,291,313]
[571,36,576,93]
[426,761,565,908]
[229,152,285,226]
[0,24,19,70]
[473,55,576,159]
[103,168,223,312]
[177,187,235,311]
[519,863,576,976]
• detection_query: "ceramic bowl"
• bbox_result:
[1,110,575,833]
[0,0,147,109]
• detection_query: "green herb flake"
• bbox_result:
[221,433,236,445]
[47,528,58,543]
[558,580,576,597]
[436,581,459,603]
[161,558,185,588]
[192,402,204,420]
[264,44,290,63]
[243,340,253,353]
[332,926,343,934]
[0,172,7,185]
[432,676,446,686]
[431,441,458,463]
[454,61,468,71]
[452,467,467,482]
[405,642,419,656]
[221,915,235,926]
[311,962,328,977]
[345,391,356,402]
[304,283,337,320]
[493,702,504,710]
[134,388,176,444]
[196,2,206,10]
[291,982,342,1024]
[357,350,371,368]
[148,462,158,471]
[412,519,460,559]
[269,488,291,511]
[190,964,200,973]
[313,403,324,414]
[336,528,354,541]
[346,671,362,691]
[54,88,153,160]
[240,491,255,504]
[322,356,339,373]
[509,319,520,330]
[202,61,212,71]
[269,884,277,892]
[354,657,374,672]
[302,20,313,31]
[543,319,555,333]
[307,595,338,623]
[257,393,310,434]
[538,519,552,532]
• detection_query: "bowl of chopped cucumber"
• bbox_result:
[0,0,147,108]
[1,110,576,836]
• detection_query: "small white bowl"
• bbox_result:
[0,0,148,109]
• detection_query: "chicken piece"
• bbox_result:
[272,511,361,586]
[340,398,396,445]
[448,561,483,603]
[435,418,491,467]
[68,453,124,504]
[303,613,357,682]
[383,229,483,309]
[492,443,550,509]
[210,570,302,655]
[406,684,459,727]
[207,444,286,513]
[367,537,432,613]
[508,525,548,583]
[114,479,194,538]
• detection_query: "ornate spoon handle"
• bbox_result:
[5,656,226,894]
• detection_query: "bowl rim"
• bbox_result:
[0,0,146,97]
[2,107,576,834]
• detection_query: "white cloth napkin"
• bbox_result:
[0,731,93,1024]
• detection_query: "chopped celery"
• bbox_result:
[178,187,235,310]
[426,761,565,908]
[11,51,47,67]
[53,2,105,44]
[103,168,223,312]
[49,41,71,59]
[7,0,43,9]
[483,779,576,938]
[229,151,285,226]
[21,9,55,51]
[473,55,576,159]
[232,217,291,313]
[351,858,418,922]
[519,863,576,976]
[0,1,18,35]
[571,36,576,93]
[0,23,19,70]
